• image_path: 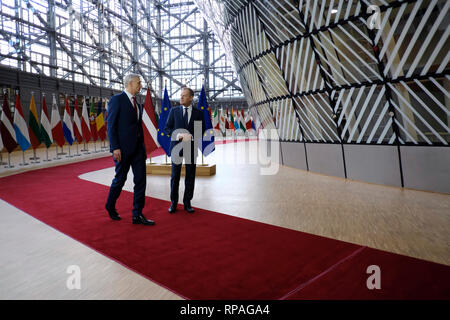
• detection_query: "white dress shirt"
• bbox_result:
[177,105,192,141]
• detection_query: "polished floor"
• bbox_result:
[0,139,449,299]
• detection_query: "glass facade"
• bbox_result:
[196,0,450,145]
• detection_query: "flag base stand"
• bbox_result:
[92,142,101,153]
[54,145,62,160]
[43,148,52,162]
[57,146,67,155]
[4,153,14,168]
[30,149,40,164]
[29,151,40,160]
[146,163,215,176]
[147,155,156,165]
[19,151,29,166]
[0,153,7,165]
[66,145,73,158]
[74,143,82,157]
[80,142,90,154]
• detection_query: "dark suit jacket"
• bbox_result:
[107,91,146,159]
[165,105,205,158]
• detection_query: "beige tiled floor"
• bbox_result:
[1,139,449,299]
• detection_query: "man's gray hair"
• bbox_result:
[124,73,141,87]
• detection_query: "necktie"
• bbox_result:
[132,96,139,119]
[183,107,189,127]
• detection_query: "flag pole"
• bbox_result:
[29,91,40,162]
[59,145,66,155]
[58,95,66,155]
[67,144,73,158]
[82,141,90,154]
[0,153,6,165]
[5,152,14,168]
[75,142,81,156]
[20,150,29,166]
[81,141,88,152]
[30,148,40,163]
[54,145,61,160]
[43,147,51,162]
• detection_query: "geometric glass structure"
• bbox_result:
[197,0,449,145]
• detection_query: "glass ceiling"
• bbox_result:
[0,0,243,100]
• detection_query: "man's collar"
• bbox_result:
[182,104,192,109]
[124,89,134,99]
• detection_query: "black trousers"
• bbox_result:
[105,146,146,217]
[170,161,196,205]
[170,141,197,205]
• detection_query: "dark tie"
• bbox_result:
[133,96,143,140]
[132,96,138,119]
[183,107,189,128]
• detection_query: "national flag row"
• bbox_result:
[211,107,256,134]
[0,92,108,154]
[154,84,257,159]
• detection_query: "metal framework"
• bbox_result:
[197,0,450,146]
[0,0,244,104]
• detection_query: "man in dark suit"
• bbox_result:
[165,87,205,214]
[105,73,155,225]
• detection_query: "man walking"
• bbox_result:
[105,73,155,225]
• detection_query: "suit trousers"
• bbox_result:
[170,159,196,205]
[105,146,146,217]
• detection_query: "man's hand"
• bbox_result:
[113,149,122,162]
[182,133,192,141]
[177,133,192,141]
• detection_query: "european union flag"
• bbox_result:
[157,86,171,156]
[197,85,215,156]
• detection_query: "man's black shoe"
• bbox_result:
[168,202,176,213]
[106,206,121,221]
[132,214,155,225]
[184,203,195,213]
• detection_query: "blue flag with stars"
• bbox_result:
[197,85,215,156]
[157,86,171,156]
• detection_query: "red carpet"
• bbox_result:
[0,153,449,299]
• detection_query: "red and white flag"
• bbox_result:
[80,98,91,142]
[50,94,65,147]
[0,92,18,153]
[73,97,83,143]
[141,87,159,157]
